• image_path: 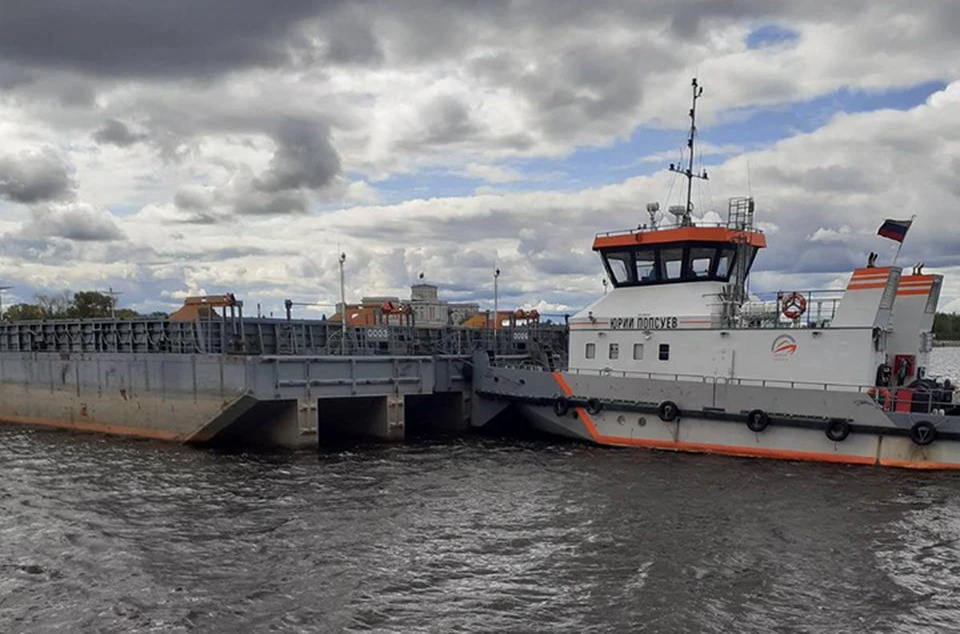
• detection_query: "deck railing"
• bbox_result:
[0,317,569,359]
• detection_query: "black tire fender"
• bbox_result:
[553,396,571,417]
[658,400,679,422]
[909,421,937,446]
[586,398,603,415]
[826,419,851,442]
[747,409,770,433]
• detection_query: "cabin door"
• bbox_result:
[711,348,734,379]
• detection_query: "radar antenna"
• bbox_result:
[668,78,709,227]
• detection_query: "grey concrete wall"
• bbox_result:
[199,399,316,449]
[0,352,249,440]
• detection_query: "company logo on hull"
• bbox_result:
[772,334,797,358]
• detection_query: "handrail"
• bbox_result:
[490,362,957,409]
[495,362,881,394]
[595,222,765,238]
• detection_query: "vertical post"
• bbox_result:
[339,252,347,356]
[493,267,500,364]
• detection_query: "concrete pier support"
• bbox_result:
[318,395,405,443]
[195,398,317,449]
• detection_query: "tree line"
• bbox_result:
[3,291,166,321]
[934,313,960,342]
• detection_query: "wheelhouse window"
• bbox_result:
[635,249,657,282]
[604,251,633,286]
[609,343,619,359]
[687,247,715,279]
[660,248,683,280]
[715,247,735,279]
[585,342,596,359]
[598,242,756,288]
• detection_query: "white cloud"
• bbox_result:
[0,2,960,315]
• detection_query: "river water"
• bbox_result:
[2,351,960,633]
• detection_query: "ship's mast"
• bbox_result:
[669,78,709,226]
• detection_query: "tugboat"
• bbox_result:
[473,79,960,469]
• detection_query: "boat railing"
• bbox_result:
[739,289,845,328]
[594,222,764,238]
[556,365,881,395]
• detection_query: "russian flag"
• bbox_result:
[877,218,912,243]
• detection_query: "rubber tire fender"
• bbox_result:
[586,398,603,415]
[658,400,679,422]
[909,421,937,446]
[746,409,770,433]
[553,396,571,417]
[825,419,851,442]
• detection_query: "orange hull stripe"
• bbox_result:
[851,266,891,276]
[847,282,888,290]
[851,273,891,280]
[896,289,932,296]
[0,414,184,441]
[879,458,960,470]
[550,372,960,469]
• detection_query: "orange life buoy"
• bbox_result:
[867,386,892,411]
[781,292,807,320]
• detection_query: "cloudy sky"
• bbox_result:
[2,0,960,317]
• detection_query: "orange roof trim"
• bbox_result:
[593,226,766,250]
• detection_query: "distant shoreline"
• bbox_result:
[934,341,960,347]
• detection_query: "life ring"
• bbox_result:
[825,419,851,442]
[553,396,571,417]
[586,398,603,415]
[658,400,679,422]
[746,409,770,432]
[909,421,937,446]
[781,292,807,320]
[866,387,892,411]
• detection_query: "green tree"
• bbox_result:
[35,291,73,318]
[934,313,960,341]
[4,303,45,321]
[70,291,114,318]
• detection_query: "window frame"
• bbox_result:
[599,242,756,289]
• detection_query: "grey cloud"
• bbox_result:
[420,97,481,146]
[93,119,148,147]
[173,186,214,212]
[21,204,126,242]
[0,149,76,204]
[234,190,309,216]
[255,121,341,193]
[0,1,342,78]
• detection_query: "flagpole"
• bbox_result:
[890,214,916,268]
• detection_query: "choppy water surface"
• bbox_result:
[2,351,960,633]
